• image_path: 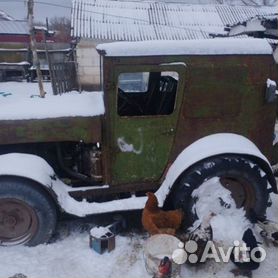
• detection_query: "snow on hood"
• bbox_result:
[97,38,273,57]
[0,91,105,121]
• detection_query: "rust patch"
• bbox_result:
[0,198,38,245]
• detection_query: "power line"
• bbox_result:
[0,0,71,9]
[1,0,275,36]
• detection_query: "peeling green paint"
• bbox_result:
[109,63,186,184]
[0,117,101,144]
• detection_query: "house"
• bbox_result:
[0,10,73,83]
[0,20,66,46]
[0,20,30,46]
[71,0,277,90]
[0,20,70,67]
[0,8,71,61]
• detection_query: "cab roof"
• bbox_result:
[96,38,273,57]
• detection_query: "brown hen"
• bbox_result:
[142,192,183,235]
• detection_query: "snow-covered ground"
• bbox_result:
[0,192,277,278]
[0,81,53,99]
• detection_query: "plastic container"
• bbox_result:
[143,234,182,276]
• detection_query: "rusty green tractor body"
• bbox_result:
[0,39,277,246]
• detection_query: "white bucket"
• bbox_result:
[143,234,182,276]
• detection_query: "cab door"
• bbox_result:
[108,63,186,185]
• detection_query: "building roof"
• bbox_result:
[96,38,273,57]
[226,14,278,39]
[0,10,14,21]
[117,0,278,3]
[0,20,29,35]
[71,0,276,41]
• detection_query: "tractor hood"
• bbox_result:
[0,91,104,144]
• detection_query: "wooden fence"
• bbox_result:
[50,61,78,95]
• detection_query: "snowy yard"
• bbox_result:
[0,82,277,278]
[0,0,277,274]
[0,81,54,99]
[0,192,277,278]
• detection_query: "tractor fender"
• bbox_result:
[0,153,148,216]
[0,153,57,197]
[155,133,277,206]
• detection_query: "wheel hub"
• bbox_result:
[0,198,38,245]
[3,215,17,227]
[220,177,255,210]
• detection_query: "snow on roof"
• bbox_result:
[97,38,273,57]
[227,13,278,39]
[125,0,278,3]
[0,10,14,21]
[0,61,30,66]
[0,20,29,35]
[71,0,276,41]
[34,25,48,31]
[0,48,28,52]
[0,48,71,53]
[215,5,275,26]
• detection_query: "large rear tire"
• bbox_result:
[0,177,57,246]
[169,155,269,227]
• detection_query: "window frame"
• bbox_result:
[114,63,186,118]
[118,72,150,93]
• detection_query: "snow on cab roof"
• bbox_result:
[96,38,273,57]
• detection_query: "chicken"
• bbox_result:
[250,209,278,246]
[230,228,260,278]
[153,256,172,278]
[188,212,216,242]
[257,219,278,246]
[142,192,183,235]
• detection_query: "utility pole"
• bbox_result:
[27,0,46,98]
[44,18,55,94]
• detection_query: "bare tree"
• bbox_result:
[49,17,71,42]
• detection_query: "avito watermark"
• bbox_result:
[172,240,266,264]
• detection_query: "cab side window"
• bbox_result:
[117,71,179,116]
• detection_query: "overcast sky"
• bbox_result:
[0,0,71,22]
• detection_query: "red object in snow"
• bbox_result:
[153,256,172,278]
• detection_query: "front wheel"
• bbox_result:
[0,177,57,246]
[169,155,270,227]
